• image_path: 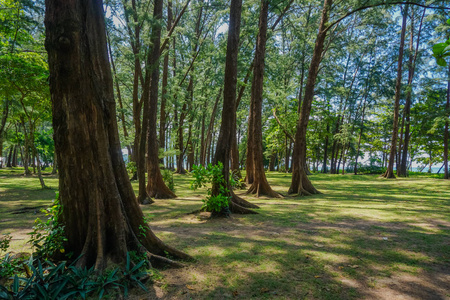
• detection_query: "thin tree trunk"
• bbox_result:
[212,0,258,215]
[246,0,280,198]
[289,0,332,195]
[145,0,176,199]
[444,63,450,179]
[399,8,425,177]
[383,5,408,178]
[159,0,173,166]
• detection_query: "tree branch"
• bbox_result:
[324,1,450,34]
[272,109,294,142]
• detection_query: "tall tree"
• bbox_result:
[288,0,332,195]
[212,0,258,215]
[246,0,280,198]
[145,0,176,199]
[45,0,190,269]
[383,5,408,178]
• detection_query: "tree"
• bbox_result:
[144,0,176,199]
[45,0,190,269]
[382,5,408,179]
[288,0,332,195]
[212,0,258,215]
[245,0,281,198]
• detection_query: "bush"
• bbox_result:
[0,253,150,299]
[28,192,68,260]
[190,162,230,213]
[162,169,175,192]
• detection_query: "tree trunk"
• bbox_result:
[399,8,425,177]
[322,123,329,173]
[288,0,332,195]
[212,0,258,215]
[12,145,17,167]
[246,0,280,198]
[52,151,58,174]
[444,63,450,179]
[146,0,176,199]
[45,0,190,270]
[6,146,13,167]
[383,5,408,179]
[159,0,173,166]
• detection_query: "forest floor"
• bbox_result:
[0,168,449,299]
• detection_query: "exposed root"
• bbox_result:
[231,191,259,208]
[229,200,258,214]
[246,182,282,198]
[148,253,185,269]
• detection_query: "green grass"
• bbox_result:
[1,168,449,299]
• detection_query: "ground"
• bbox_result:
[0,168,449,299]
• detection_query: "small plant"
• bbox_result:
[0,253,151,299]
[162,169,175,192]
[126,161,137,176]
[191,162,230,214]
[28,192,68,259]
[0,233,11,255]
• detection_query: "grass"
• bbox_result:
[0,168,449,299]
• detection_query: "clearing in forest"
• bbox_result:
[0,168,449,299]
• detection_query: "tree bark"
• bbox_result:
[383,5,408,178]
[288,0,332,195]
[159,0,173,166]
[212,0,257,215]
[399,8,425,177]
[45,0,190,270]
[246,0,280,198]
[145,0,176,199]
[444,63,450,179]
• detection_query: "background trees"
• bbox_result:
[1,0,449,200]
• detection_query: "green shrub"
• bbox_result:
[190,162,230,213]
[162,169,175,192]
[28,192,68,260]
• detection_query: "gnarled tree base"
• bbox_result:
[247,180,282,198]
[147,172,176,199]
[382,169,396,179]
[288,170,321,196]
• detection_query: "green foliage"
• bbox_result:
[126,161,137,177]
[27,192,67,260]
[432,19,450,66]
[0,253,151,300]
[190,162,230,213]
[162,169,175,192]
[0,234,12,256]
[0,254,23,279]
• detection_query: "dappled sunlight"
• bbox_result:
[1,170,449,299]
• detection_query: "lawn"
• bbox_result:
[0,168,449,299]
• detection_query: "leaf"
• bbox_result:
[260,287,270,293]
[186,285,195,290]
[314,275,322,278]
[447,19,450,25]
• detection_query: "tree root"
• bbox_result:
[231,191,259,209]
[148,253,186,269]
[229,200,258,214]
[246,182,282,198]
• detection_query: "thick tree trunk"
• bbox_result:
[146,0,176,199]
[212,0,257,215]
[383,5,408,179]
[45,0,189,270]
[289,0,332,195]
[246,0,280,198]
